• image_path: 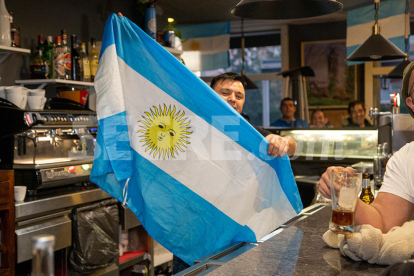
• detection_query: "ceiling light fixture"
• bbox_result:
[230,0,343,20]
[240,18,258,90]
[347,0,406,62]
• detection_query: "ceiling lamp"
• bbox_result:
[240,18,258,89]
[385,56,411,79]
[347,0,406,62]
[230,0,343,20]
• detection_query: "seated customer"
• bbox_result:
[310,109,332,128]
[271,97,310,128]
[318,61,414,233]
[343,100,372,128]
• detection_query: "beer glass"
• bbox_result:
[329,168,362,234]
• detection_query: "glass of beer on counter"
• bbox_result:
[329,168,362,234]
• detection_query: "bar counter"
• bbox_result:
[207,205,388,276]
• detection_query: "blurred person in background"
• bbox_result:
[310,109,332,128]
[343,100,372,128]
[271,97,310,128]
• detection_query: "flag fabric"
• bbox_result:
[90,14,302,265]
[176,22,230,72]
[347,0,409,65]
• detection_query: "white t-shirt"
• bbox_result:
[379,141,414,204]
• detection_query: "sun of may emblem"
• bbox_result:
[137,104,192,160]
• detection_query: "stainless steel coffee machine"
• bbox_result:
[0,109,98,195]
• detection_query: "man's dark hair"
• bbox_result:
[280,97,295,106]
[348,100,365,115]
[210,72,244,89]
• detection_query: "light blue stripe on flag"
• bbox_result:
[347,0,406,27]
[178,22,230,39]
[91,14,302,266]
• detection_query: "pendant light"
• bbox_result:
[240,18,258,89]
[347,0,406,62]
[231,0,343,20]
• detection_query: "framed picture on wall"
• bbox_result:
[301,39,356,107]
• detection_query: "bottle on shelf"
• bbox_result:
[9,11,20,47]
[145,4,156,39]
[53,36,65,79]
[373,144,384,188]
[61,29,71,80]
[30,46,48,79]
[0,0,11,47]
[71,34,81,81]
[89,38,99,81]
[44,36,54,79]
[31,235,55,276]
[80,42,91,82]
[37,34,44,52]
[360,173,374,205]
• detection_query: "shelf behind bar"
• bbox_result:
[0,45,30,54]
[15,79,94,87]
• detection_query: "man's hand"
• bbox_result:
[266,134,296,158]
[318,166,354,199]
[118,12,124,17]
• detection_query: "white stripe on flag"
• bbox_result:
[346,14,406,47]
[180,34,230,54]
[99,45,296,239]
[95,47,125,120]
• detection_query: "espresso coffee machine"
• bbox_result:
[0,108,98,195]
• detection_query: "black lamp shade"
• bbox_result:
[385,59,411,78]
[231,0,343,20]
[347,33,406,61]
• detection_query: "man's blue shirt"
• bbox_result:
[270,118,310,128]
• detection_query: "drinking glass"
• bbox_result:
[329,168,362,234]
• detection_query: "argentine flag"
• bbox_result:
[347,0,409,65]
[177,22,230,72]
[90,14,302,265]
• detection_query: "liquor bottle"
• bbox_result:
[0,0,11,46]
[9,11,20,47]
[88,38,99,81]
[61,30,71,80]
[71,34,81,81]
[31,235,55,276]
[44,36,54,79]
[373,144,385,188]
[37,34,44,52]
[53,36,65,79]
[80,42,91,82]
[30,48,48,79]
[360,173,374,205]
[145,4,156,39]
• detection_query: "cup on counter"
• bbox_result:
[27,96,47,110]
[6,93,27,109]
[14,186,27,202]
[5,85,23,95]
[329,168,362,235]
[29,89,46,97]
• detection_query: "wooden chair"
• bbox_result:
[0,171,15,276]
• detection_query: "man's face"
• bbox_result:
[312,111,328,127]
[280,100,296,118]
[350,104,365,125]
[213,79,245,114]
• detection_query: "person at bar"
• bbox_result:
[270,97,310,128]
[310,109,332,128]
[318,62,414,233]
[343,100,372,128]
[210,72,297,157]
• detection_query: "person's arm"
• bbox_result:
[354,193,414,233]
[318,166,414,233]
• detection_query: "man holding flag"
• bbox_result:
[91,13,302,267]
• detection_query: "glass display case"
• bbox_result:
[277,128,378,160]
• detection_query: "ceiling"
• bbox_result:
[156,0,414,31]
